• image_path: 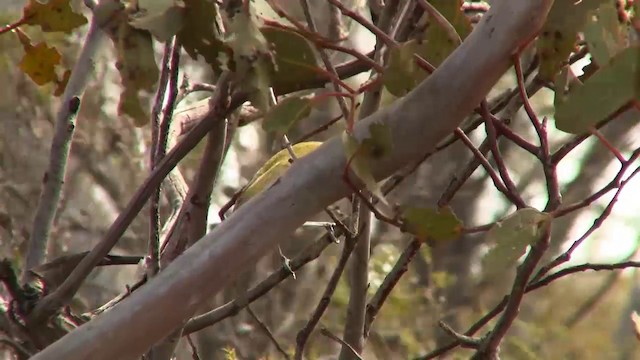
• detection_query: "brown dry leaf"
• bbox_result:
[102,4,159,126]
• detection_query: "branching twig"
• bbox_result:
[327,0,397,47]
[438,321,481,349]
[453,129,511,198]
[471,224,551,359]
[298,0,351,121]
[420,248,640,359]
[364,238,422,337]
[148,37,181,277]
[339,203,370,360]
[534,162,640,281]
[185,334,201,360]
[247,306,291,359]
[183,230,340,334]
[27,79,239,324]
[295,230,360,360]
[481,102,526,209]
[320,328,363,360]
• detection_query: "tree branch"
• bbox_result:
[29,2,553,358]
[339,204,371,360]
[27,76,237,325]
[23,0,109,277]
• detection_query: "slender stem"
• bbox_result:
[294,231,359,359]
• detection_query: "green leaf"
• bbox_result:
[238,142,322,206]
[383,0,468,96]
[23,0,88,34]
[401,206,462,242]
[482,208,552,279]
[262,95,314,134]
[553,66,571,105]
[583,2,626,66]
[342,130,389,205]
[384,41,426,96]
[538,0,606,80]
[129,0,186,42]
[119,87,149,127]
[555,46,640,134]
[431,271,456,289]
[178,0,226,69]
[383,34,458,96]
[104,9,159,126]
[262,26,319,94]
[428,0,472,40]
[362,122,393,158]
[226,3,273,112]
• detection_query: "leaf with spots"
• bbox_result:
[262,95,314,134]
[261,26,318,94]
[129,0,186,42]
[482,208,552,279]
[401,206,462,243]
[342,125,391,206]
[103,6,159,126]
[555,46,640,134]
[178,0,226,69]
[384,41,426,96]
[225,3,274,112]
[362,122,393,158]
[383,0,468,96]
[538,0,606,81]
[583,2,626,66]
[23,0,87,33]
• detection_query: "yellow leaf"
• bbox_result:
[342,129,389,206]
[23,0,88,33]
[19,41,61,86]
[237,142,322,206]
[401,206,462,242]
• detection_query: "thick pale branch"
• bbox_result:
[23,3,107,276]
[30,1,552,359]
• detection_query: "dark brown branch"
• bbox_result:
[364,238,422,337]
[471,224,551,359]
